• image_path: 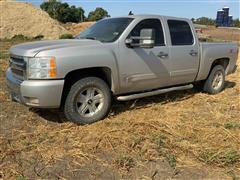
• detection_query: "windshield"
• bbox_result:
[76,18,133,43]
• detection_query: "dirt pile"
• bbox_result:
[63,22,95,35]
[0,1,69,39]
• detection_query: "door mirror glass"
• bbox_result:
[125,28,155,48]
[139,28,155,48]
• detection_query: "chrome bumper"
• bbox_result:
[6,68,64,108]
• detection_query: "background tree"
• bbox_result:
[40,0,85,23]
[40,0,61,20]
[232,19,240,27]
[195,17,215,26]
[87,7,110,21]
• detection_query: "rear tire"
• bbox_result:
[203,65,225,94]
[64,77,112,124]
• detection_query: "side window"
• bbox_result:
[168,20,194,46]
[129,19,165,46]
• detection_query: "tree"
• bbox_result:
[87,7,110,21]
[232,19,240,28]
[195,17,215,26]
[40,0,85,23]
[40,0,61,20]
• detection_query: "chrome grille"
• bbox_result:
[9,55,26,80]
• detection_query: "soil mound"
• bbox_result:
[0,1,69,39]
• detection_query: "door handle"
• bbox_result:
[158,52,168,58]
[189,50,198,56]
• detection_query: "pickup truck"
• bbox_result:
[6,15,238,124]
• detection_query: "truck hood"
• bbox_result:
[9,39,102,57]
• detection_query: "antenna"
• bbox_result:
[128,11,134,15]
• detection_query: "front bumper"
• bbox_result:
[6,68,64,108]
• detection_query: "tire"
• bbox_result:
[64,77,112,124]
[203,65,225,94]
[193,81,204,91]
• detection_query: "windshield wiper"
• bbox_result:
[80,36,96,40]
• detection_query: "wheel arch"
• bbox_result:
[208,57,230,77]
[60,67,113,108]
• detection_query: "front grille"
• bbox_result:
[9,55,26,80]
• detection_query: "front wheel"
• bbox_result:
[64,77,112,124]
[203,65,225,94]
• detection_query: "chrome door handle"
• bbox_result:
[158,52,168,58]
[189,50,198,56]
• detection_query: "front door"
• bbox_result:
[118,18,171,93]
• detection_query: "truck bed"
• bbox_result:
[196,42,238,81]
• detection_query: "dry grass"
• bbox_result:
[0,40,239,179]
[199,26,240,44]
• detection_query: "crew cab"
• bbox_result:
[6,15,238,124]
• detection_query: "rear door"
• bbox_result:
[166,19,200,85]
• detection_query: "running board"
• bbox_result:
[116,84,193,101]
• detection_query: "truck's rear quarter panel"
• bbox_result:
[196,42,238,81]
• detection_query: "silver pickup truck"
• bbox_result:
[6,15,238,124]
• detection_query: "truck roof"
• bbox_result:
[107,14,190,21]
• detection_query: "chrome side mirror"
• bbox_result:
[125,28,155,48]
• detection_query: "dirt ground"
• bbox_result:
[0,1,69,39]
[198,26,240,44]
[0,39,239,179]
[63,22,95,36]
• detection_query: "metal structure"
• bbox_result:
[216,7,233,27]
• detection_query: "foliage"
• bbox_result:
[165,154,177,168]
[10,34,44,41]
[224,122,240,130]
[33,35,44,40]
[192,17,240,28]
[232,18,240,28]
[40,0,85,23]
[11,34,30,41]
[193,17,216,26]
[200,148,240,166]
[87,7,110,21]
[59,33,74,39]
[115,155,135,171]
[16,176,27,180]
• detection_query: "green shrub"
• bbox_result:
[115,155,135,171]
[165,154,177,168]
[59,34,74,39]
[224,122,240,130]
[11,34,29,41]
[87,7,110,21]
[33,35,44,40]
[199,148,240,166]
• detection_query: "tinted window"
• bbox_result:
[77,18,133,43]
[129,19,165,46]
[168,20,194,45]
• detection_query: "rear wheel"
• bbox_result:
[64,77,112,124]
[203,65,225,94]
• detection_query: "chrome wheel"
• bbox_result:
[212,71,223,90]
[75,87,104,118]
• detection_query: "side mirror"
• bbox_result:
[139,28,155,48]
[125,28,155,48]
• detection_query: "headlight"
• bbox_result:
[28,57,57,79]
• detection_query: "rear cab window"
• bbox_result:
[167,20,194,46]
